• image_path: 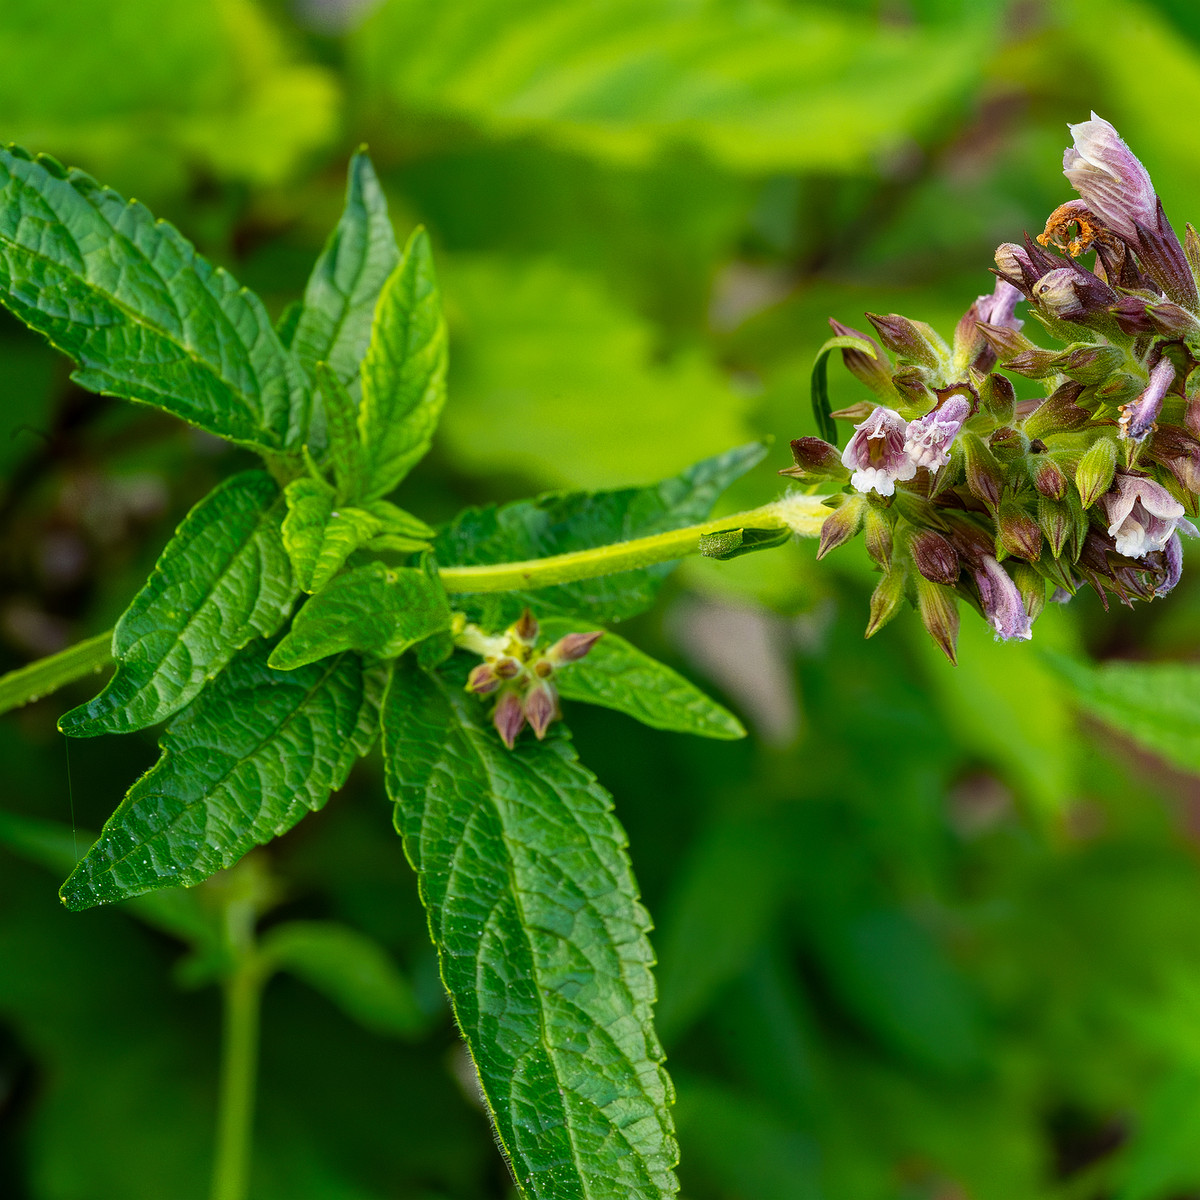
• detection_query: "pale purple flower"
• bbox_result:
[1102,473,1187,558]
[903,397,970,472]
[841,407,916,497]
[976,278,1024,329]
[972,556,1033,642]
[1158,532,1185,596]
[1063,114,1157,241]
[955,278,1024,371]
[1119,357,1174,442]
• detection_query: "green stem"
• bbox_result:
[0,631,113,717]
[0,495,829,711]
[210,901,266,1200]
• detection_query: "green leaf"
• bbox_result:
[364,498,436,553]
[352,0,988,175]
[1044,651,1200,776]
[291,151,400,391]
[697,525,791,561]
[359,227,448,501]
[0,146,309,451]
[58,471,297,737]
[259,920,429,1039]
[60,642,387,909]
[541,617,744,740]
[382,663,678,1200]
[435,442,767,627]
[269,563,450,670]
[316,362,365,502]
[811,334,875,445]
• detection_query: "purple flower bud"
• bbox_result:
[973,556,1033,642]
[841,407,917,496]
[955,278,1024,372]
[994,243,1040,293]
[466,663,500,695]
[976,321,1034,363]
[997,497,1043,562]
[512,608,539,645]
[781,437,850,481]
[1024,382,1093,439]
[1119,358,1174,443]
[1009,562,1047,623]
[494,656,522,680]
[1112,295,1200,337]
[909,529,960,585]
[1147,427,1200,493]
[1030,455,1069,500]
[903,397,970,472]
[865,313,945,367]
[523,681,559,740]
[547,630,604,665]
[493,690,526,749]
[1102,472,1186,558]
[960,431,1004,509]
[915,577,960,664]
[1031,266,1117,322]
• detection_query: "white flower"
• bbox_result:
[903,397,970,472]
[841,407,916,497]
[1102,473,1187,558]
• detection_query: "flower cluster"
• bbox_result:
[786,115,1200,662]
[453,609,603,747]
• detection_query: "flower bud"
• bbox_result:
[1004,348,1066,379]
[865,566,907,638]
[523,681,559,740]
[828,319,897,399]
[1075,437,1118,507]
[973,556,1033,642]
[512,609,539,645]
[1029,453,1069,500]
[1111,296,1200,338]
[976,321,1035,362]
[961,431,1004,509]
[891,368,934,408]
[1037,495,1072,559]
[547,630,604,665]
[493,690,526,749]
[1061,344,1126,384]
[494,656,522,680]
[817,493,868,559]
[915,577,960,665]
[994,243,1040,292]
[1023,383,1092,439]
[979,372,1016,424]
[996,497,1042,561]
[863,508,893,570]
[866,312,945,368]
[466,663,501,695]
[1095,373,1141,408]
[1009,561,1047,623]
[781,437,850,481]
[1031,267,1117,322]
[1147,427,1200,493]
[910,528,960,585]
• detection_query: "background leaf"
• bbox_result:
[60,642,386,909]
[59,471,297,737]
[383,662,678,1200]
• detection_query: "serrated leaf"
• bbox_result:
[435,442,766,628]
[811,335,875,445]
[359,227,448,500]
[269,563,450,670]
[260,920,429,1039]
[365,498,436,554]
[58,471,297,737]
[60,641,387,909]
[1043,651,1200,776]
[0,146,309,451]
[697,526,791,561]
[542,617,744,740]
[291,151,400,390]
[382,663,678,1200]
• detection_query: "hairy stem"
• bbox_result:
[0,495,829,710]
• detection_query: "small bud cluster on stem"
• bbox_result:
[786,114,1200,661]
[454,610,603,747]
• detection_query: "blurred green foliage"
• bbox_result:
[8,0,1200,1197]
